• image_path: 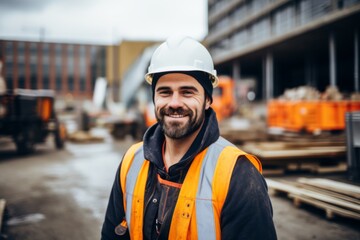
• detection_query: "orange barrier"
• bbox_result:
[267,100,360,133]
[349,101,360,111]
[212,76,236,122]
[267,100,286,128]
[306,101,347,132]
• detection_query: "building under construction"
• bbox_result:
[205,0,360,100]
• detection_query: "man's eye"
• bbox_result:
[182,91,194,96]
[159,91,171,96]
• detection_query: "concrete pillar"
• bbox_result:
[264,52,273,100]
[305,53,313,86]
[355,29,359,92]
[329,31,337,86]
[232,61,241,81]
[232,60,241,101]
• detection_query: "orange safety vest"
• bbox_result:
[119,137,262,240]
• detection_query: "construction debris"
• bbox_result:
[351,92,360,101]
[266,178,360,221]
[277,85,347,101]
[280,86,321,101]
[321,86,343,101]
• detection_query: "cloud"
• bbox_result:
[0,0,50,11]
[0,0,207,44]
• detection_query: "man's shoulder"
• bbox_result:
[127,141,144,153]
[213,136,262,173]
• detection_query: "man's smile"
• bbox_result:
[166,114,187,118]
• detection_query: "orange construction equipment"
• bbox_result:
[267,100,286,128]
[211,76,236,122]
[144,103,157,128]
[267,99,360,133]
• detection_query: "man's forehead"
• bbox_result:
[156,73,201,87]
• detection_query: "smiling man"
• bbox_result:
[101,35,277,240]
[155,74,207,137]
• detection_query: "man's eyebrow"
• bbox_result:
[156,86,199,92]
[180,86,199,92]
[156,86,171,92]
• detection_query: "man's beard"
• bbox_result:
[156,103,206,139]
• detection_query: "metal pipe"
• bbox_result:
[355,29,359,92]
[265,52,273,100]
[232,61,241,101]
[329,32,337,86]
[232,61,240,81]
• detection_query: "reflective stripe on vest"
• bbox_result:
[120,142,149,239]
[119,137,262,240]
[196,137,231,239]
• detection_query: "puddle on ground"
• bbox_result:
[7,213,46,226]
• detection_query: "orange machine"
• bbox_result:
[0,89,66,154]
[144,103,157,128]
[267,99,360,133]
[211,76,236,122]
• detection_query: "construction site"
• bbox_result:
[1,0,360,239]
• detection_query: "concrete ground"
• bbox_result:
[0,129,359,240]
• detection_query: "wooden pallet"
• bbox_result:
[287,162,347,174]
[263,162,347,176]
[297,178,360,199]
[242,141,346,161]
[266,178,360,220]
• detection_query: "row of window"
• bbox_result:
[208,0,359,57]
[0,41,106,95]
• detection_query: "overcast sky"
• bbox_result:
[0,0,208,44]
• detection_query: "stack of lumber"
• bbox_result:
[242,141,346,161]
[268,129,346,143]
[267,178,360,220]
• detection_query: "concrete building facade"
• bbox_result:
[106,40,157,101]
[0,40,106,98]
[206,0,360,100]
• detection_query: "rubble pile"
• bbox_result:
[277,85,355,101]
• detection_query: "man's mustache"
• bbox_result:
[160,107,192,116]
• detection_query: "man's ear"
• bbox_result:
[205,96,211,110]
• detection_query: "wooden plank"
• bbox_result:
[288,194,360,220]
[297,178,360,199]
[266,179,360,212]
[242,143,346,160]
[262,168,285,176]
[0,199,6,234]
[288,181,360,205]
[285,162,347,174]
[311,162,347,174]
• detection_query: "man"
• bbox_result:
[101,35,277,240]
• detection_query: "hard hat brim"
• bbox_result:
[145,68,218,88]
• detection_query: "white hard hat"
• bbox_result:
[145,35,218,87]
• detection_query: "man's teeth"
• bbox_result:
[169,114,184,118]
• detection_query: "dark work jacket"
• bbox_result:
[101,108,277,240]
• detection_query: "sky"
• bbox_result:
[0,0,208,45]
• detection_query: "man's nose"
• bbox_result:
[168,92,183,108]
